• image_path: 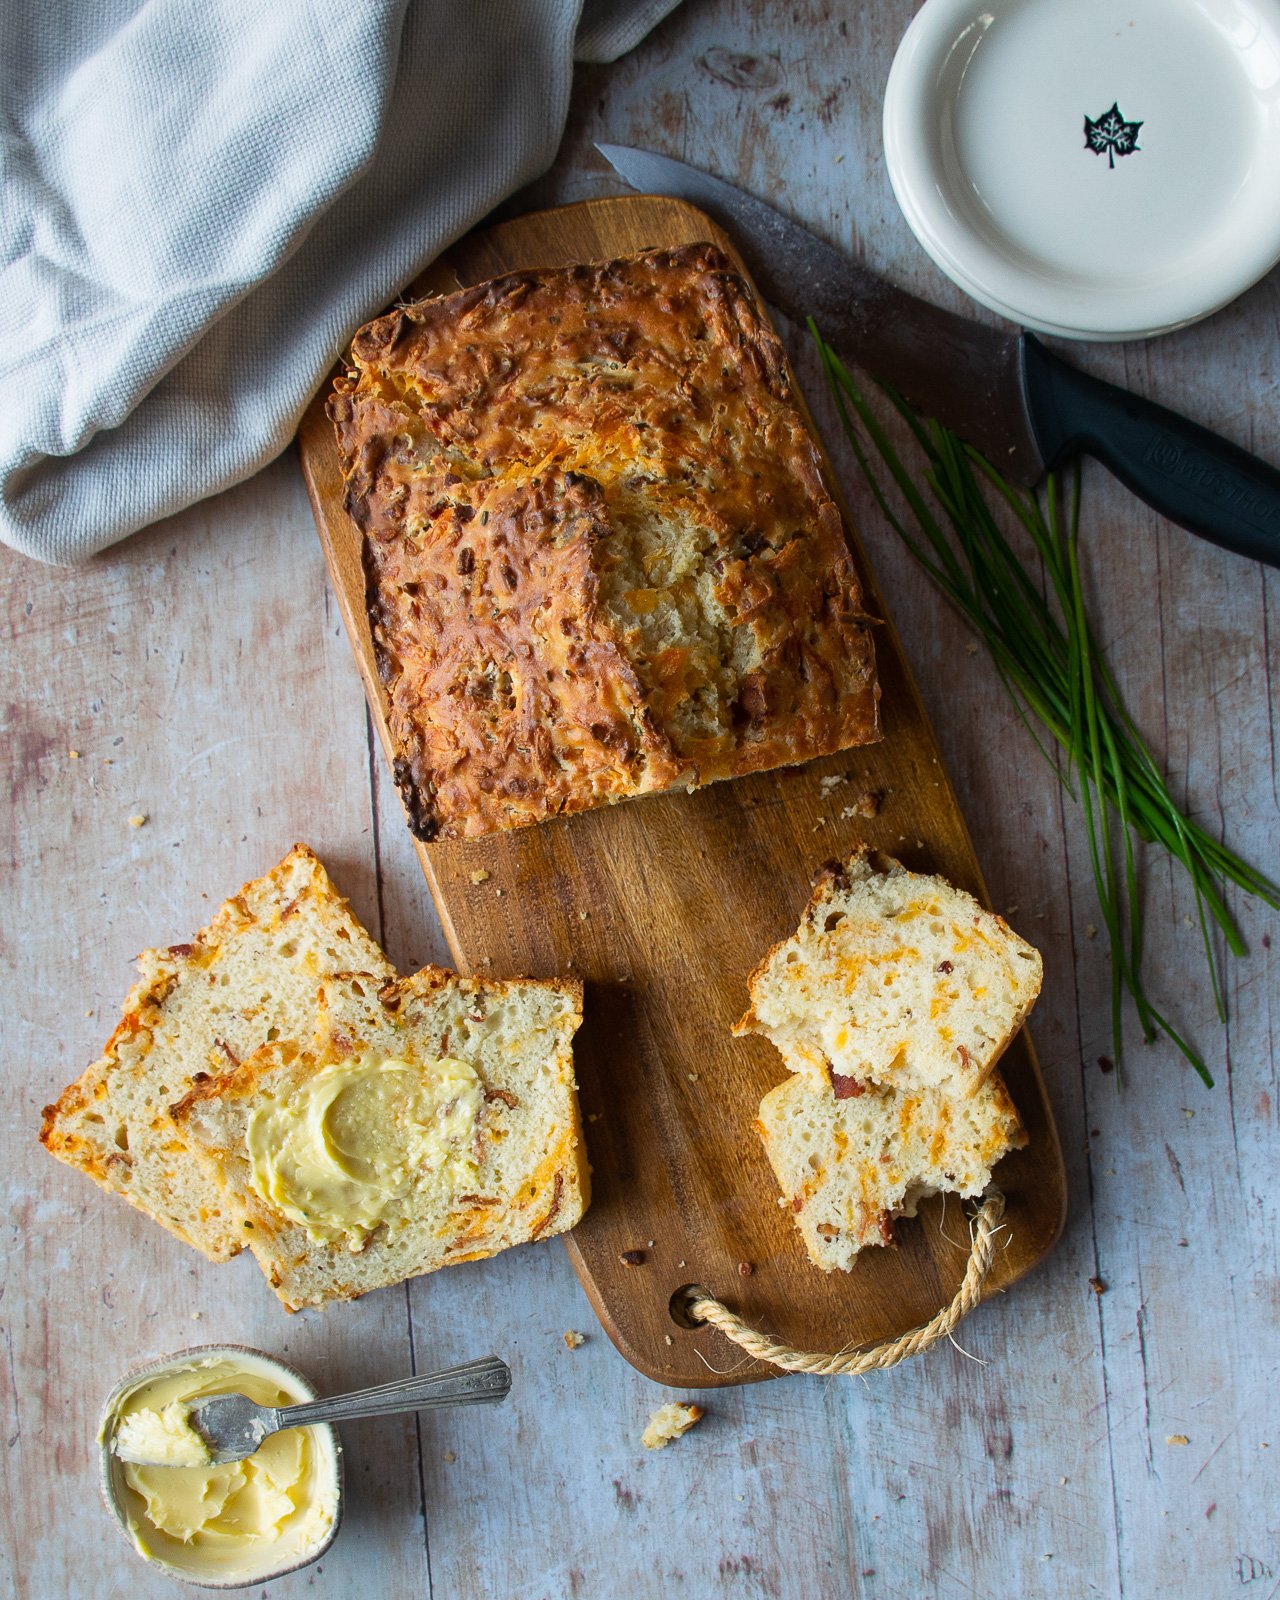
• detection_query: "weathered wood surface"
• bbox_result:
[298,192,1065,1387]
[2,1,1276,1596]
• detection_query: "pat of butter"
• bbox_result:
[113,1399,209,1468]
[102,1354,338,1584]
[246,1054,483,1245]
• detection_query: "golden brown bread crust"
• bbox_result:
[329,243,880,840]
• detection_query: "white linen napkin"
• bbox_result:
[0,0,679,564]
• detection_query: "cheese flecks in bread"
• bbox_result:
[642,1402,704,1450]
[734,849,1043,1098]
[738,848,1037,1272]
[755,1073,1026,1273]
[173,968,588,1310]
[328,243,880,841]
[39,845,392,1262]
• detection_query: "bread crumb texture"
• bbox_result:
[39,845,392,1261]
[173,967,588,1310]
[563,1330,586,1349]
[329,244,880,840]
[736,847,1042,1099]
[642,1402,704,1450]
[741,847,1039,1271]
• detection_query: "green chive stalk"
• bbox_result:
[812,327,1279,1086]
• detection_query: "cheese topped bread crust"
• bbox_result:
[39,845,391,1262]
[328,243,880,840]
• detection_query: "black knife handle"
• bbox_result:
[1021,334,1280,569]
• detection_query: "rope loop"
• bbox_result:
[685,1191,1007,1377]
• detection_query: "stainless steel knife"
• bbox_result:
[597,142,1280,570]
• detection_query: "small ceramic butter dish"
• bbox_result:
[99,1345,343,1590]
[884,0,1280,339]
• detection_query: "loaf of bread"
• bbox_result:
[40,845,391,1261]
[172,967,588,1310]
[327,243,880,841]
[734,849,1042,1098]
[755,1073,1025,1271]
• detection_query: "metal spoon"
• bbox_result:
[155,1355,510,1466]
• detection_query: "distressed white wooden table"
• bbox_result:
[3,4,1277,1597]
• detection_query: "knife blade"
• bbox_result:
[597,142,1280,570]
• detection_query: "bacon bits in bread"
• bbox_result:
[734,848,1043,1098]
[737,849,1038,1270]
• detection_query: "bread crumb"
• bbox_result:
[965,641,978,655]
[738,1261,754,1277]
[687,1071,699,1082]
[819,774,845,794]
[128,813,147,828]
[579,910,588,921]
[1166,1435,1189,1447]
[619,1249,645,1266]
[587,1112,602,1123]
[68,749,80,760]
[495,888,504,897]
[642,1402,703,1451]
[443,1449,456,1463]
[469,869,490,885]
[664,1334,674,1346]
[841,789,882,820]
[1088,1276,1106,1295]
[647,1239,655,1248]
[1086,924,1097,939]
[563,1330,586,1349]
[191,1310,202,1320]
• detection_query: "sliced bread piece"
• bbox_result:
[735,848,1042,1097]
[755,1073,1026,1272]
[172,967,588,1310]
[40,845,392,1261]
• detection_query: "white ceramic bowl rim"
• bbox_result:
[884,0,1280,340]
[98,1343,344,1591]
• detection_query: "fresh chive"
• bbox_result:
[812,327,1279,1086]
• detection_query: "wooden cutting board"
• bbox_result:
[297,196,1067,1388]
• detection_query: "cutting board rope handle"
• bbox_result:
[686,1191,1006,1376]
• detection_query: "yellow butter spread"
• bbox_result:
[114,1400,210,1469]
[104,1355,338,1582]
[246,1053,483,1244]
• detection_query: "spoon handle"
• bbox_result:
[275,1356,511,1429]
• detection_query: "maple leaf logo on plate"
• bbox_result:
[1084,102,1143,169]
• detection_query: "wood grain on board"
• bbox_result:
[297,195,1067,1387]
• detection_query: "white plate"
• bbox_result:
[884,0,1280,340]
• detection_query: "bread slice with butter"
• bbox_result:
[755,1072,1026,1272]
[172,967,588,1310]
[40,845,392,1262]
[734,848,1042,1099]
